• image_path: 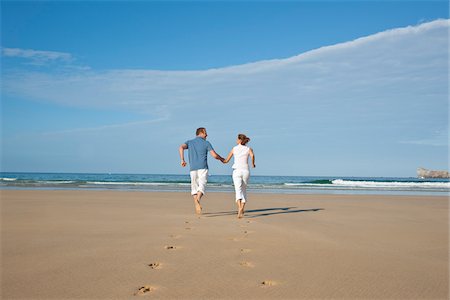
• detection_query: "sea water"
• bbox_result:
[1,172,449,196]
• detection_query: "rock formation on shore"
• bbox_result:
[417,168,450,178]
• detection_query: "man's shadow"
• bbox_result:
[203,207,324,218]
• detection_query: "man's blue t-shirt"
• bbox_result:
[185,137,214,171]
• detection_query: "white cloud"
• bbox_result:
[2,19,448,175]
[400,129,449,147]
[41,116,170,136]
[3,20,447,104]
[2,47,74,65]
[2,19,448,138]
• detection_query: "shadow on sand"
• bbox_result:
[203,207,324,218]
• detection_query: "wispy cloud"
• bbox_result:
[2,47,74,66]
[41,116,170,136]
[2,19,448,175]
[2,19,447,108]
[400,129,449,147]
[2,19,448,140]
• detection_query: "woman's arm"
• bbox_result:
[223,150,234,163]
[249,148,256,168]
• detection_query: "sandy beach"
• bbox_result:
[1,190,448,299]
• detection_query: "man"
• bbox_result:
[179,128,224,214]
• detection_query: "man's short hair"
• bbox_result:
[196,127,206,135]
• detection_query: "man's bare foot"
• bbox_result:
[195,200,202,215]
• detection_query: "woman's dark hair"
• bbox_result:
[238,133,250,145]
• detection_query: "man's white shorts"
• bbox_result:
[190,169,208,196]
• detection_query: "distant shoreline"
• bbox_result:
[1,185,448,197]
[1,172,449,196]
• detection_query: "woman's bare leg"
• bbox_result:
[237,200,244,218]
[240,202,246,218]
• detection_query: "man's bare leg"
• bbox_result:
[193,192,203,215]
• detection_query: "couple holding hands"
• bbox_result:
[179,127,256,218]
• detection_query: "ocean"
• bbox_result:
[1,172,449,196]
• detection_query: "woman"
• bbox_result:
[223,134,256,218]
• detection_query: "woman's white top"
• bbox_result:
[232,144,250,170]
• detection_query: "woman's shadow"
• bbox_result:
[203,207,324,218]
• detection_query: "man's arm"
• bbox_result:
[179,144,188,167]
[210,150,225,163]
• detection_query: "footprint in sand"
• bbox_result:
[240,248,251,253]
[229,237,241,242]
[169,234,181,239]
[165,245,177,250]
[239,261,254,268]
[185,227,192,230]
[261,280,277,287]
[134,285,155,296]
[148,262,161,269]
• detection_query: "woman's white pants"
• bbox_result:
[232,169,250,203]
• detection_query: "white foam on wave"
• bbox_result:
[332,179,450,189]
[41,180,76,184]
[1,178,17,181]
[283,183,331,186]
[87,181,190,186]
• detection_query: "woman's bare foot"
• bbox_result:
[239,201,246,218]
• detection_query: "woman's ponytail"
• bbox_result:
[238,134,250,145]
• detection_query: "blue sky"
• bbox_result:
[1,0,448,177]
